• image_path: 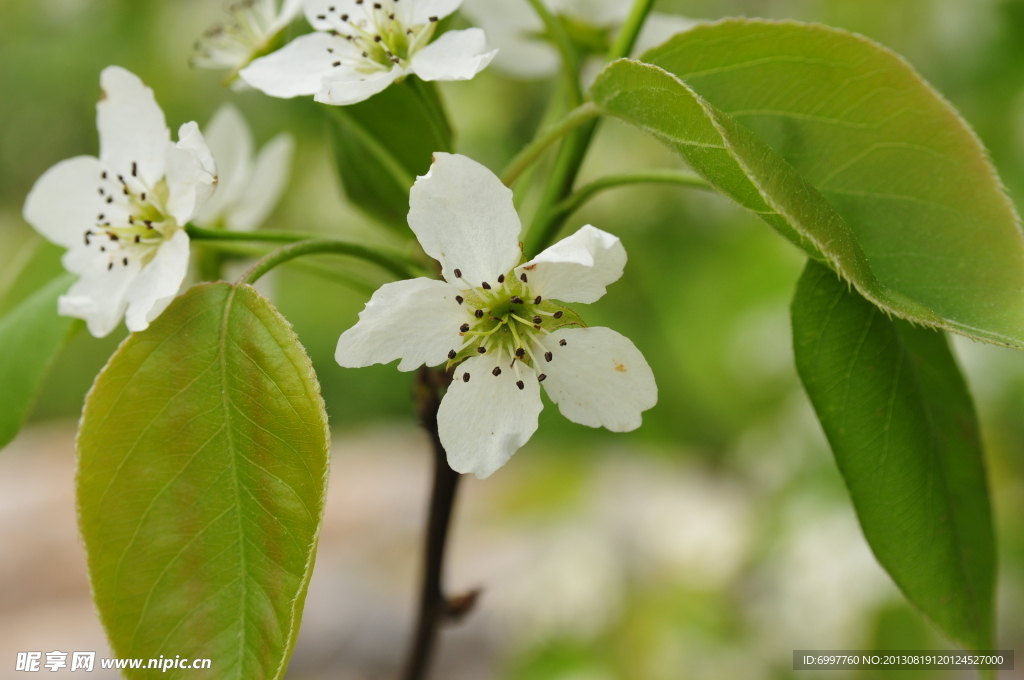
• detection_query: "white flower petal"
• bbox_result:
[165,122,218,226]
[410,0,464,25]
[516,225,626,303]
[335,278,466,371]
[228,133,295,232]
[408,153,522,286]
[97,66,170,185]
[22,156,107,249]
[271,0,305,31]
[123,230,191,333]
[239,32,341,98]
[59,247,141,338]
[538,327,657,431]
[461,0,556,79]
[303,0,366,30]
[438,354,542,478]
[196,104,254,226]
[410,28,497,81]
[315,65,403,106]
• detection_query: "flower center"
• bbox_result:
[192,0,284,71]
[447,270,581,389]
[317,1,438,71]
[87,164,176,271]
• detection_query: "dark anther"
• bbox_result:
[317,13,326,18]
[515,348,525,358]
[134,235,141,243]
[106,196,114,204]
[373,2,381,7]
[477,347,486,354]
[460,323,470,333]
[534,296,542,304]
[559,339,567,346]
[327,47,334,52]
[122,257,128,266]
[448,349,457,360]
[516,380,525,390]
[341,13,349,20]
[329,5,335,10]
[107,262,114,270]
[429,15,438,21]
[475,309,484,318]
[482,281,491,290]
[538,374,547,382]
[455,295,464,304]
[144,220,153,227]
[463,372,470,382]
[520,273,528,282]
[141,192,147,201]
[533,316,542,324]
[510,296,523,304]
[374,35,382,42]
[108,233,119,241]
[362,51,369,57]
[492,367,501,376]
[497,274,505,283]
[98,188,105,195]
[544,352,553,362]
[454,268,462,278]
[128,215,134,224]
[100,246,106,252]
[97,214,104,220]
[389,12,395,19]
[84,234,91,245]
[101,171,107,179]
[131,161,137,177]
[554,311,563,319]
[333,61,341,66]
[123,187,129,196]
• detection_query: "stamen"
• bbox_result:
[455,296,464,304]
[559,339,567,346]
[497,274,505,283]
[482,281,491,290]
[515,348,525,358]
[454,268,462,278]
[131,161,138,177]
[538,374,547,382]
[534,296,542,304]
[492,366,501,376]
[448,349,457,359]
[520,273,528,282]
[533,316,542,324]
[554,311,563,319]
[463,372,470,382]
[544,352,553,362]
[477,346,486,354]
[510,296,523,304]
[475,309,484,318]
[516,381,525,390]
[460,323,470,333]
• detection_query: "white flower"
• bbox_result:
[192,0,304,86]
[335,153,657,478]
[194,103,295,232]
[22,67,217,338]
[461,0,697,79]
[239,0,498,105]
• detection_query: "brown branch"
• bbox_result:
[400,367,475,680]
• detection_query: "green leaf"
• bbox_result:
[77,283,330,679]
[792,259,995,650]
[0,272,80,450]
[326,76,453,230]
[591,19,1024,349]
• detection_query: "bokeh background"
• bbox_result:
[2,0,1024,678]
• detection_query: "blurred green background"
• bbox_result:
[1,0,1023,678]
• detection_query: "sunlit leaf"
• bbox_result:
[792,260,995,650]
[592,19,1024,349]
[77,282,330,679]
[0,272,80,450]
[326,76,453,230]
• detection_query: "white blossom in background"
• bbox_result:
[192,0,304,87]
[22,67,217,338]
[461,0,698,80]
[194,103,295,233]
[335,153,657,478]
[240,0,497,105]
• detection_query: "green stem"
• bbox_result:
[500,103,600,187]
[187,224,325,244]
[607,0,656,61]
[237,238,420,285]
[522,0,660,257]
[552,170,712,220]
[198,241,378,295]
[524,0,582,106]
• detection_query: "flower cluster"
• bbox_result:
[240,0,497,105]
[335,154,657,477]
[23,67,217,338]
